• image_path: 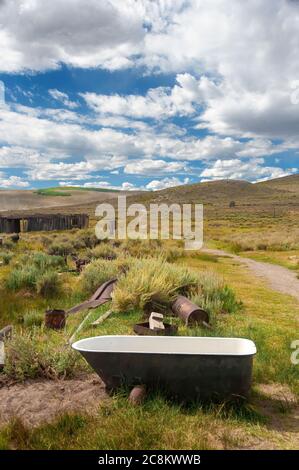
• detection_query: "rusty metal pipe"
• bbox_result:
[171,295,209,326]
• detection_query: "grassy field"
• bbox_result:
[35,187,122,197]
[0,228,298,450]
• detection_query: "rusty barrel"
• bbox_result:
[45,309,66,330]
[171,296,209,326]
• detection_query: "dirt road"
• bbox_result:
[203,248,299,301]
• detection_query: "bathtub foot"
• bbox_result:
[128,385,147,406]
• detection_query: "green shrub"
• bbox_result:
[0,251,13,265]
[88,244,118,260]
[36,271,61,297]
[80,258,128,294]
[191,273,242,318]
[5,265,40,291]
[19,252,65,270]
[2,238,14,250]
[3,333,81,381]
[48,242,73,257]
[73,231,100,249]
[160,246,185,262]
[23,310,44,327]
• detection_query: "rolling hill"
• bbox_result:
[127,176,299,208]
[0,187,140,215]
[256,174,299,194]
[0,174,298,217]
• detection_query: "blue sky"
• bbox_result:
[0,0,298,190]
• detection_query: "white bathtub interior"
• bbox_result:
[72,335,256,356]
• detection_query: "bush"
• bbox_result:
[73,231,100,249]
[19,252,65,270]
[5,266,40,291]
[88,244,118,260]
[2,238,14,250]
[160,246,185,262]
[191,272,242,318]
[3,333,80,381]
[48,242,73,257]
[36,271,61,297]
[80,258,128,294]
[0,251,13,265]
[23,310,44,327]
[112,257,198,313]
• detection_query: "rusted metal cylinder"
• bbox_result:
[45,309,66,330]
[171,296,209,326]
[128,385,147,406]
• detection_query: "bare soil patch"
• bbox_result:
[0,374,108,427]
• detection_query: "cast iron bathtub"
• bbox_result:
[72,335,256,401]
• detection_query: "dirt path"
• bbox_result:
[202,248,299,301]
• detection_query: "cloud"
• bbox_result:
[200,159,298,182]
[60,180,137,191]
[48,89,78,109]
[0,0,145,72]
[0,102,294,187]
[124,159,187,175]
[146,177,190,191]
[0,173,29,188]
[82,77,196,120]
[1,0,299,185]
[142,1,299,142]
[27,161,96,181]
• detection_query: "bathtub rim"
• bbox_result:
[72,335,257,357]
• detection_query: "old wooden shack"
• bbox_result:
[0,214,89,233]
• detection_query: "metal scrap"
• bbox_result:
[0,325,13,341]
[66,278,117,315]
[171,295,209,327]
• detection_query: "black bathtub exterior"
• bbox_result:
[77,349,254,402]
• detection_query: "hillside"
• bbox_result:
[0,187,140,215]
[257,174,299,194]
[0,175,298,217]
[127,177,298,208]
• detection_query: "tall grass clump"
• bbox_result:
[191,271,242,318]
[87,244,118,260]
[5,265,40,291]
[5,262,62,297]
[73,231,100,249]
[47,242,73,257]
[119,239,184,261]
[36,271,61,297]
[0,251,13,265]
[112,257,198,313]
[3,333,82,382]
[23,310,44,327]
[19,252,65,270]
[79,258,129,295]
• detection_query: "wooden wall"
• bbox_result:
[0,214,89,233]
